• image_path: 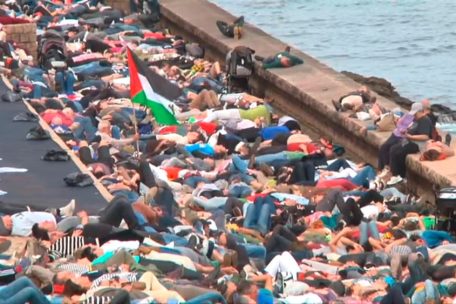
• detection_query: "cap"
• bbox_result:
[0,217,11,236]
[206,219,218,232]
[409,102,424,115]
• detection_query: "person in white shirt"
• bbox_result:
[359,202,387,245]
[1,211,56,237]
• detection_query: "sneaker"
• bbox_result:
[387,175,403,186]
[59,199,75,217]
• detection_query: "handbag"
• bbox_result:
[376,113,397,132]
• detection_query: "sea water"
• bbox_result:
[211,0,456,109]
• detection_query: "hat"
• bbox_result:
[409,102,424,115]
[0,217,11,236]
[204,219,218,232]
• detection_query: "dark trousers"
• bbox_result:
[338,198,363,226]
[290,160,316,185]
[98,196,140,229]
[79,145,112,166]
[139,160,157,188]
[389,141,419,177]
[358,190,384,208]
[380,284,405,304]
[378,134,401,169]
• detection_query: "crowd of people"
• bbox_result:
[0,0,455,303]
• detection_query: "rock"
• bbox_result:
[341,71,414,109]
[342,71,456,121]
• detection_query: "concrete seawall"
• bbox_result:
[159,0,456,199]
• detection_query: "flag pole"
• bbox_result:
[132,104,140,159]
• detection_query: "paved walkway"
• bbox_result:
[0,94,106,214]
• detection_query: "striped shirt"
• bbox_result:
[54,262,90,275]
[49,236,86,260]
[90,272,139,289]
[81,296,112,304]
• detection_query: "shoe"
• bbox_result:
[26,126,50,140]
[254,55,265,62]
[233,16,244,26]
[42,150,70,161]
[387,175,403,186]
[13,112,38,122]
[186,235,198,250]
[59,199,75,217]
[216,20,234,38]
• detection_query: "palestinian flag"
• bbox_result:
[127,48,179,125]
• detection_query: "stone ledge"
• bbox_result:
[159,0,456,195]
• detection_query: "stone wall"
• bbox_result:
[4,23,37,60]
[104,0,130,15]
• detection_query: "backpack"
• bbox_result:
[226,46,254,77]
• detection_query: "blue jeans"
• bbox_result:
[229,155,254,184]
[184,176,209,188]
[73,116,97,142]
[77,79,107,91]
[244,196,276,234]
[185,292,227,304]
[72,61,112,77]
[193,197,228,210]
[161,233,189,247]
[229,184,252,198]
[359,220,380,245]
[190,77,223,93]
[255,152,289,166]
[242,243,266,259]
[350,165,376,187]
[411,279,439,304]
[0,277,50,304]
[31,84,56,99]
[55,71,76,95]
[327,158,351,171]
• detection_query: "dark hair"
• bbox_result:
[32,223,50,241]
[392,229,407,240]
[362,242,373,252]
[390,215,401,227]
[421,149,441,161]
[63,280,85,297]
[346,244,355,252]
[237,280,254,295]
[409,235,422,242]
[80,247,97,262]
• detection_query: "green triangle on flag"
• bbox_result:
[127,48,179,125]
